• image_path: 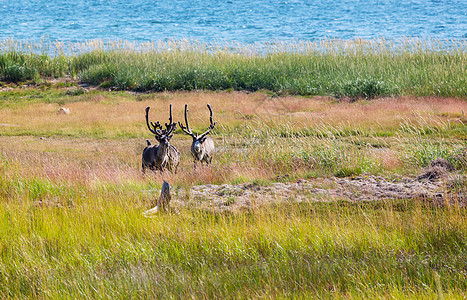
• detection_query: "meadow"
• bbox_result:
[1,39,467,298]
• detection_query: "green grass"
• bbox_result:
[0,179,466,298]
[0,101,466,297]
[1,38,466,98]
[1,59,466,297]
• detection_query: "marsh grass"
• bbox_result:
[1,38,466,98]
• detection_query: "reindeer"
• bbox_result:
[178,104,216,166]
[142,104,180,174]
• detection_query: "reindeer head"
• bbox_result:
[178,104,216,154]
[145,104,177,146]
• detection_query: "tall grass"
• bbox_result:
[1,91,466,297]
[1,175,466,298]
[1,38,466,98]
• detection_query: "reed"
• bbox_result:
[1,38,466,97]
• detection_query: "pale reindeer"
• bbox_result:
[142,104,180,174]
[178,104,216,166]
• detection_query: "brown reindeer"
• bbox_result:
[142,104,180,174]
[178,104,216,166]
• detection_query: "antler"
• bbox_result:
[178,104,216,140]
[164,104,177,136]
[145,105,177,137]
[198,104,216,140]
[178,104,197,138]
[145,107,163,137]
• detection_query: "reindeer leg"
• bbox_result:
[142,160,152,174]
[167,162,176,174]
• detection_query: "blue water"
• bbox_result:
[0,0,466,43]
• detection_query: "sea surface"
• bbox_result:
[0,0,466,44]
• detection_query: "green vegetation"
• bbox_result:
[0,192,466,298]
[1,38,466,98]
[0,88,466,179]
[0,40,466,297]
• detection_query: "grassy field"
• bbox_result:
[0,38,466,98]
[0,82,466,298]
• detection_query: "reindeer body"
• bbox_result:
[179,104,216,166]
[142,142,180,173]
[142,105,180,174]
[167,145,181,171]
[191,136,215,164]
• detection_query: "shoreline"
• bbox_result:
[1,38,466,98]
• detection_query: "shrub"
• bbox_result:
[79,63,117,86]
[333,78,395,101]
[334,166,363,178]
[65,88,85,96]
[1,64,37,83]
[405,141,467,170]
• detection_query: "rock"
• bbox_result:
[416,158,454,182]
[143,181,172,216]
[430,158,454,172]
[57,107,70,115]
[156,181,172,210]
[416,166,448,182]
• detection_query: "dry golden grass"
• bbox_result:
[1,91,465,137]
[1,90,465,188]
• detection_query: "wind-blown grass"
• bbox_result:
[1,131,466,298]
[1,38,466,98]
[1,80,466,297]
[1,173,466,298]
[1,91,465,179]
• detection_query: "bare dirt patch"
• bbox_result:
[174,173,466,212]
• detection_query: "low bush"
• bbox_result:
[333,78,396,101]
[79,63,117,86]
[1,64,37,83]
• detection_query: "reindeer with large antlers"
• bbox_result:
[142,104,180,174]
[178,104,216,166]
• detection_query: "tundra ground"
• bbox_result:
[0,87,466,298]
